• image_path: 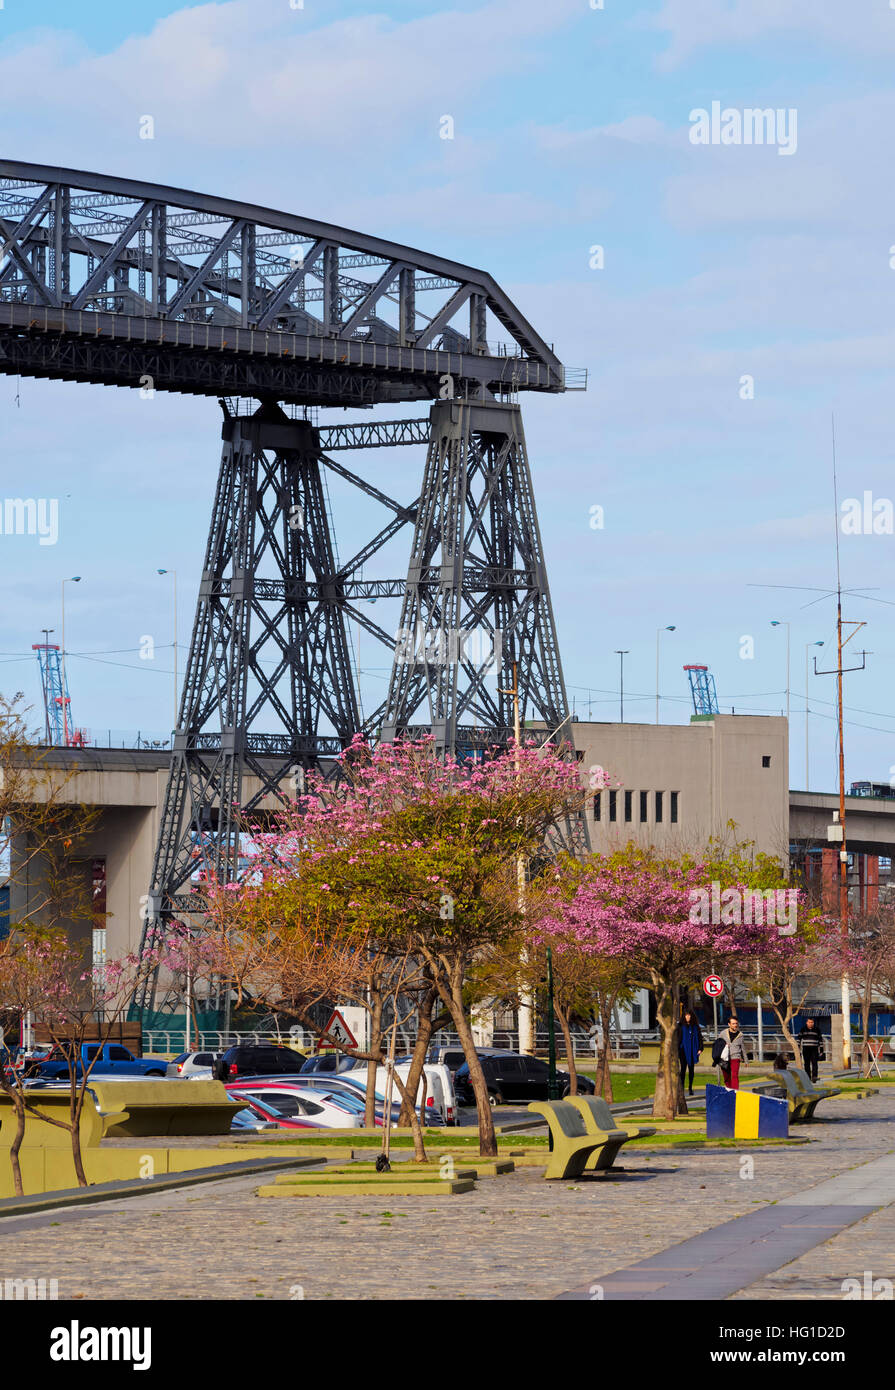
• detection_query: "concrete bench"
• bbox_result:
[0,1088,111,1150]
[2,1081,240,1144]
[790,1066,841,1105]
[771,1070,828,1122]
[528,1100,632,1178]
[88,1081,241,1136]
[566,1095,657,1167]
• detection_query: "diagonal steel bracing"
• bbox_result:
[380,398,569,755]
[134,403,365,1016]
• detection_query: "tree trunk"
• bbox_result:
[555,1005,577,1095]
[9,1096,25,1197]
[438,958,497,1158]
[770,1000,801,1069]
[417,945,497,1158]
[597,992,616,1102]
[70,1089,88,1188]
[652,985,686,1120]
[398,989,436,1126]
[861,992,872,1078]
[390,1072,428,1163]
[365,980,383,1129]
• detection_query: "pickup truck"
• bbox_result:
[30,1043,168,1080]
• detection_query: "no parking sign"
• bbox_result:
[703,974,724,998]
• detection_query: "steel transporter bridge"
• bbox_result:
[0,161,584,1016]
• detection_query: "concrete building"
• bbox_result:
[571,713,790,863]
[6,748,285,968]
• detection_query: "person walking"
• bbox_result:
[716,1016,748,1090]
[798,1017,824,1082]
[678,1009,703,1096]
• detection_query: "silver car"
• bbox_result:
[166,1049,219,1078]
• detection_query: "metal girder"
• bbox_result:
[0,161,567,401]
[381,399,570,756]
[317,419,430,450]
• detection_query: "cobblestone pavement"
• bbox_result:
[0,1090,891,1301]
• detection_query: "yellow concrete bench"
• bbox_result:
[528,1100,632,1178]
[566,1095,656,1168]
[88,1081,241,1136]
[0,1081,240,1146]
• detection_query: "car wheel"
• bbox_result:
[561,1085,571,1098]
[146,1069,165,1077]
[488,1091,501,1108]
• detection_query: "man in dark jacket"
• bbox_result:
[798,1018,824,1082]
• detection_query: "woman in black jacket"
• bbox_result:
[678,1010,704,1096]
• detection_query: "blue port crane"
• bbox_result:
[684,664,719,716]
[32,642,79,745]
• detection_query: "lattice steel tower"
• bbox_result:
[0,162,584,1018]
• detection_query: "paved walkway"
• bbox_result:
[0,1089,892,1300]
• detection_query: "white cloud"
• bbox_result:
[648,0,895,71]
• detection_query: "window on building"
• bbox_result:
[624,790,633,823]
[639,790,648,823]
[609,789,617,823]
[631,1000,643,1025]
[655,790,663,823]
[592,792,601,822]
[670,791,679,823]
[762,755,771,768]
[92,927,107,971]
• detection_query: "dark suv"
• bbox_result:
[213,1044,307,1080]
[454,1051,595,1106]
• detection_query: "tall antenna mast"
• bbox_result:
[817,414,867,1069]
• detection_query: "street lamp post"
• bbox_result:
[61,577,81,745]
[615,650,629,723]
[805,641,824,790]
[770,620,791,724]
[655,625,676,724]
[157,569,178,729]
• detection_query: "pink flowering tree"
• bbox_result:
[539,846,794,1118]
[204,734,586,1157]
[0,933,169,1193]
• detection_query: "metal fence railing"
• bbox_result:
[143,1028,316,1056]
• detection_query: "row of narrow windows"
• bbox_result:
[593,789,679,825]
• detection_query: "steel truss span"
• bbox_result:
[0,163,579,1017]
[0,161,571,405]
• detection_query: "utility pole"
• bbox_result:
[615,650,628,723]
[815,418,867,1070]
[499,662,533,1054]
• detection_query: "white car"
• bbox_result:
[345,1061,457,1125]
[227,1083,358,1129]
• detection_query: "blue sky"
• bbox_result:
[2,0,895,790]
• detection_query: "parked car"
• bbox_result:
[453,1051,595,1106]
[342,1062,449,1125]
[425,1045,469,1074]
[295,1076,386,1125]
[300,1053,359,1076]
[230,1106,279,1133]
[226,1082,357,1129]
[393,1059,459,1125]
[30,1043,168,1081]
[166,1050,219,1078]
[213,1044,307,1079]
